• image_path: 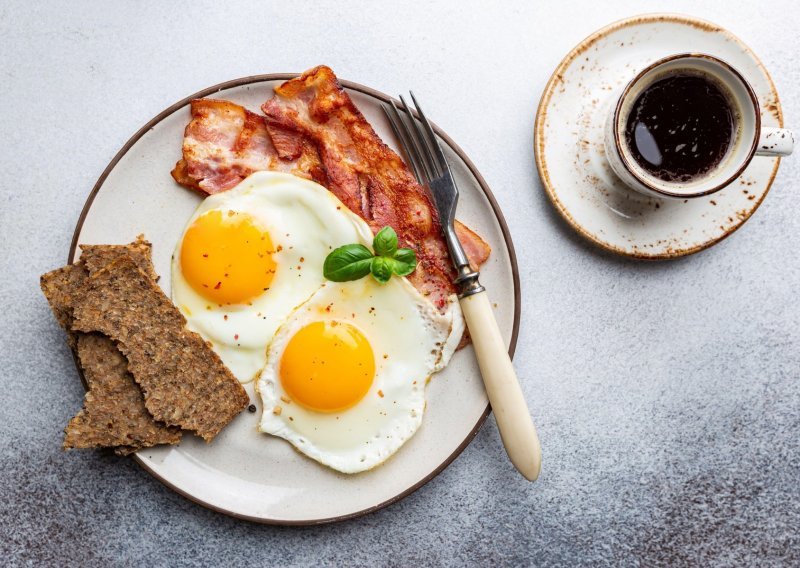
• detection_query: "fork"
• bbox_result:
[384,93,542,481]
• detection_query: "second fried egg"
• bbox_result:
[256,277,454,474]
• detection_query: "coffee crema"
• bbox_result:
[624,73,735,183]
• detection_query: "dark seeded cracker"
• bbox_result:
[70,256,249,441]
[39,236,156,348]
[40,263,87,349]
[80,236,159,282]
[64,334,181,452]
[40,237,182,452]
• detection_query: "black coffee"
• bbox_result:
[624,73,735,183]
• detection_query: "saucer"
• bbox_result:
[534,14,785,259]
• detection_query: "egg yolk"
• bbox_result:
[180,210,277,305]
[280,321,375,413]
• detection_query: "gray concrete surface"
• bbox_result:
[2,1,798,566]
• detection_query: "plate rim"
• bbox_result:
[67,73,522,525]
[533,12,784,260]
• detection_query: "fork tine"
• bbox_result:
[398,95,440,180]
[390,99,433,183]
[409,91,448,175]
[383,103,424,184]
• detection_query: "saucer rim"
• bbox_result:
[534,12,784,260]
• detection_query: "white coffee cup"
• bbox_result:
[604,53,794,199]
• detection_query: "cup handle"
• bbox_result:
[755,127,795,157]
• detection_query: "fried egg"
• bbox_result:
[171,171,374,383]
[256,277,457,474]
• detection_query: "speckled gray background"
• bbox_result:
[2,1,798,566]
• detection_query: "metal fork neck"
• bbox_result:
[442,218,483,298]
[454,264,485,298]
[443,224,469,267]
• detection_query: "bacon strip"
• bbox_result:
[172,67,491,311]
[171,99,327,194]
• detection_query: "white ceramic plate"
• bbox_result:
[69,75,520,524]
[535,14,785,259]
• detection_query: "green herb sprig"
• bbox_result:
[323,226,417,284]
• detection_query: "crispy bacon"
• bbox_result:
[172,67,491,312]
[171,99,327,193]
[262,66,490,310]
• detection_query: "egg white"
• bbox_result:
[256,277,456,474]
[171,171,374,383]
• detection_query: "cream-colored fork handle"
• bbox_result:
[460,290,542,481]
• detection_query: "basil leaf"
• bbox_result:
[323,227,414,284]
[390,248,417,276]
[323,244,374,282]
[373,226,398,257]
[370,256,392,284]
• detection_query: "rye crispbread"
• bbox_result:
[70,256,249,441]
[40,237,183,453]
[64,334,181,452]
[80,237,159,282]
[40,263,87,349]
[39,237,157,348]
